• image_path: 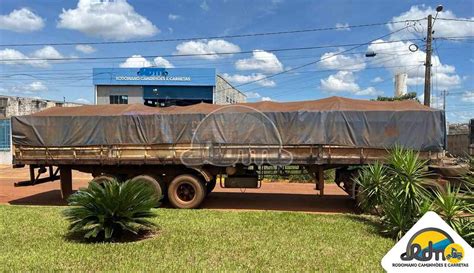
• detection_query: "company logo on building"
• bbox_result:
[115,68,191,82]
[382,211,472,272]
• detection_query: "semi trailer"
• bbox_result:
[10,96,446,209]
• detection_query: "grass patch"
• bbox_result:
[0,205,393,271]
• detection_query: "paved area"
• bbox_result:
[0,165,355,213]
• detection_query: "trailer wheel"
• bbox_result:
[130,175,165,205]
[206,178,217,195]
[168,174,205,209]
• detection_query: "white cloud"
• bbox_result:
[153,57,174,68]
[0,8,44,32]
[222,73,276,87]
[320,71,381,96]
[461,91,474,103]
[119,55,174,68]
[0,48,29,65]
[119,55,152,68]
[418,93,443,109]
[261,97,273,101]
[0,46,63,68]
[57,0,159,41]
[75,98,91,104]
[31,46,64,67]
[355,87,381,96]
[371,76,384,83]
[32,46,63,59]
[235,50,284,73]
[168,14,180,20]
[29,81,48,91]
[320,71,359,92]
[244,92,261,99]
[75,44,96,54]
[389,5,474,40]
[367,39,461,89]
[318,50,366,72]
[446,111,474,123]
[335,23,350,31]
[0,81,48,96]
[175,39,240,60]
[200,1,210,11]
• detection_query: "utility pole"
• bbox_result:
[424,14,433,107]
[441,90,447,111]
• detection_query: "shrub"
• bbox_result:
[386,145,431,218]
[380,190,415,240]
[431,184,473,245]
[356,146,473,243]
[63,178,159,241]
[353,162,388,214]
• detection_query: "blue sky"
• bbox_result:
[0,0,473,122]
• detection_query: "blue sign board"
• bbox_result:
[93,68,216,86]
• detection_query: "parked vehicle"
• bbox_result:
[11,97,446,209]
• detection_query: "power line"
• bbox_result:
[0,49,413,74]
[0,19,422,48]
[0,38,426,63]
[0,49,416,77]
[437,18,474,23]
[231,24,413,90]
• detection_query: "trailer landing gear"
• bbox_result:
[14,165,60,187]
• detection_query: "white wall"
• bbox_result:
[96,85,143,104]
[0,150,12,165]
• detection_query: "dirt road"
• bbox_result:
[0,165,355,213]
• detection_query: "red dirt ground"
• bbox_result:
[0,165,355,213]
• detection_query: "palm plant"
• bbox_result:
[353,161,389,214]
[354,146,472,243]
[387,145,431,218]
[380,191,415,240]
[431,184,473,245]
[455,218,474,246]
[63,178,159,241]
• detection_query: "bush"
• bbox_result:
[431,185,473,245]
[355,146,472,243]
[353,162,387,214]
[63,178,159,241]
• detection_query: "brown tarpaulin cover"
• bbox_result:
[11,96,446,151]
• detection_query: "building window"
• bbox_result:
[110,95,128,104]
[0,119,10,151]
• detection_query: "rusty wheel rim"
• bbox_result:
[176,182,196,202]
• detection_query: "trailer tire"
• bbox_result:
[130,175,165,205]
[168,174,205,209]
[206,178,217,195]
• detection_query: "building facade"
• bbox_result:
[0,96,81,164]
[446,121,474,157]
[93,67,246,106]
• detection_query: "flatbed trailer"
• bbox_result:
[12,143,444,207]
[10,97,447,208]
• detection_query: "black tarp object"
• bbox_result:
[11,97,446,151]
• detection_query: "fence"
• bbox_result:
[0,119,11,151]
